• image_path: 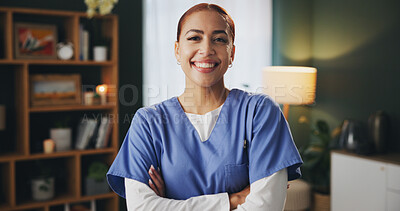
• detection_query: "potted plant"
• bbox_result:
[50,117,72,152]
[31,160,55,201]
[300,120,340,211]
[85,161,110,195]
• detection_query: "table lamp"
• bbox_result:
[262,66,317,119]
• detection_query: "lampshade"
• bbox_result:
[262,66,317,105]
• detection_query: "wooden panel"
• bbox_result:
[14,64,29,155]
[0,59,115,66]
[29,104,114,113]
[9,161,15,207]
[15,148,114,161]
[5,11,12,60]
[0,163,10,207]
[101,17,118,62]
[67,155,80,198]
[3,7,82,17]
[64,16,79,61]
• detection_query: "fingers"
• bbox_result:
[243,185,250,195]
[149,179,160,195]
[151,165,165,187]
[148,165,165,197]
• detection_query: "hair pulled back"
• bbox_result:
[176,3,235,44]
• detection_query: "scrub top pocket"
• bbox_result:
[224,163,250,194]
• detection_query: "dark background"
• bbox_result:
[273,0,400,152]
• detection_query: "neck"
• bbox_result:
[178,82,229,115]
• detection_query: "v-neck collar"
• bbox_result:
[173,89,235,143]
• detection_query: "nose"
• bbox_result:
[198,39,215,55]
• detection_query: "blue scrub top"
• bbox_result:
[107,89,302,200]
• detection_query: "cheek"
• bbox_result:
[180,46,195,60]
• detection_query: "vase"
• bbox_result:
[31,177,55,201]
[50,128,72,151]
[85,177,110,196]
[93,46,107,61]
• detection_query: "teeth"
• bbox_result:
[194,62,216,68]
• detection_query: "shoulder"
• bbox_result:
[230,88,279,110]
[133,97,178,124]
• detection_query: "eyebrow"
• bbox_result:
[185,29,228,36]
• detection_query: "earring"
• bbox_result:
[177,61,181,65]
[229,58,233,68]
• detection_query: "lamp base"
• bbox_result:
[283,104,290,120]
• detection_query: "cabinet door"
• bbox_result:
[331,153,386,211]
[387,164,400,211]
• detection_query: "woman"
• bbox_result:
[107,3,302,210]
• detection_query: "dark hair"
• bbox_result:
[176,3,235,43]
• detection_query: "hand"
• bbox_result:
[228,185,250,210]
[148,165,166,197]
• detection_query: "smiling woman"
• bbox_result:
[174,9,235,100]
[107,3,302,211]
[142,0,273,106]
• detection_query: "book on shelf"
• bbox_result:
[79,23,89,61]
[75,118,97,150]
[95,116,113,149]
[75,116,112,150]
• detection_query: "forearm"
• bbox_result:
[125,178,230,211]
[234,168,288,211]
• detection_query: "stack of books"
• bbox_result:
[75,116,112,150]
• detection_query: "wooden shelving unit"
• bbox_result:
[0,7,119,211]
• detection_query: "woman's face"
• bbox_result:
[175,10,235,88]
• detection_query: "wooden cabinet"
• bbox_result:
[0,7,119,211]
[331,150,400,211]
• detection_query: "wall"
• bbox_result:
[274,0,400,152]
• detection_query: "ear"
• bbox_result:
[230,45,236,64]
[174,41,181,62]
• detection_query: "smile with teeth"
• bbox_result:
[193,62,218,68]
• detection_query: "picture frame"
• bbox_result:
[14,23,58,59]
[30,74,82,107]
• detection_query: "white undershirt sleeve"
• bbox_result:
[234,168,288,211]
[125,178,230,211]
[125,168,287,211]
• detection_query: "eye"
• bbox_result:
[187,36,201,41]
[214,37,227,43]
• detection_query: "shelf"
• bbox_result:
[0,6,119,211]
[0,148,115,162]
[30,104,115,113]
[0,204,12,211]
[0,152,25,162]
[16,193,76,210]
[2,193,116,211]
[0,60,115,66]
[25,148,115,160]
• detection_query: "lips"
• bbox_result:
[191,60,219,73]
